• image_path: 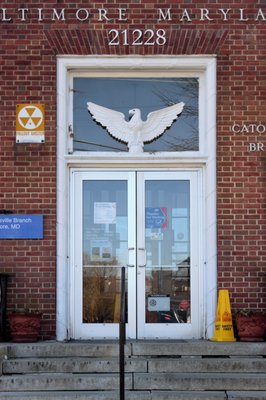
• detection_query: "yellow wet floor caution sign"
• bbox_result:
[211,289,236,342]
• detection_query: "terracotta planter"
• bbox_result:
[9,312,42,342]
[235,314,266,342]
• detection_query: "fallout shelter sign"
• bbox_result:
[16,104,45,143]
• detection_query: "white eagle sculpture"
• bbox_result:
[87,101,185,153]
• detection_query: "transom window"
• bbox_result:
[72,77,199,153]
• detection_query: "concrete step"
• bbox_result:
[134,372,266,391]
[3,356,266,374]
[4,340,266,358]
[1,341,266,398]
[132,341,266,357]
[1,371,266,392]
[0,392,151,400]
[1,391,266,400]
[0,373,132,391]
[148,356,266,373]
[153,392,266,400]
[6,341,130,358]
[152,392,227,400]
[3,356,147,373]
[227,392,266,399]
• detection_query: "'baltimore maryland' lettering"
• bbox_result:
[0,7,266,23]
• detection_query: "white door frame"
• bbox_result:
[56,56,217,341]
[70,168,203,340]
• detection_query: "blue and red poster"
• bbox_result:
[145,207,167,229]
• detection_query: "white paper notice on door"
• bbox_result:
[94,202,116,224]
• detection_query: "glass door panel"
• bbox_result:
[73,171,136,339]
[82,180,128,324]
[137,171,200,339]
[145,180,190,325]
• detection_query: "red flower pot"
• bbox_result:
[235,314,266,342]
[9,312,42,342]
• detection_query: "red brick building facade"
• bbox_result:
[0,1,265,340]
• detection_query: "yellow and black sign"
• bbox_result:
[16,104,45,143]
[211,289,236,342]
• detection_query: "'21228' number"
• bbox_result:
[108,29,167,46]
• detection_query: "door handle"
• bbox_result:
[138,247,146,268]
[127,247,135,268]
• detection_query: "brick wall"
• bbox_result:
[0,1,265,339]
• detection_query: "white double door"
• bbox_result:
[71,170,202,339]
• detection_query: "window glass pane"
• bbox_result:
[145,180,191,324]
[73,77,199,152]
[82,180,128,324]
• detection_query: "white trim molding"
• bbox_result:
[56,56,217,341]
